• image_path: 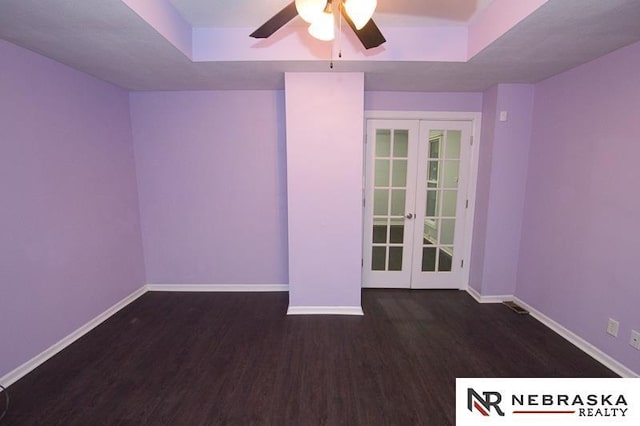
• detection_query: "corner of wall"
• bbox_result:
[471,84,535,297]
[126,91,149,285]
[468,85,499,295]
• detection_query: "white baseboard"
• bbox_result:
[287,306,364,316]
[146,284,289,292]
[465,289,638,377]
[1,284,287,387]
[513,297,639,378]
[466,286,512,304]
[0,285,147,388]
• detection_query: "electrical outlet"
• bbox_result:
[607,318,619,337]
[630,330,640,350]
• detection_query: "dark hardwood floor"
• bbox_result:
[3,290,616,425]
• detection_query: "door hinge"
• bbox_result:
[470,136,474,146]
[465,199,469,209]
[461,259,464,268]
[361,259,364,267]
[363,198,366,207]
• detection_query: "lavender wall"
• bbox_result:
[516,41,640,374]
[365,91,483,112]
[482,85,534,295]
[285,73,364,308]
[469,85,534,296]
[0,41,145,378]
[469,86,498,292]
[129,91,288,285]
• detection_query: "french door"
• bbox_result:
[362,119,473,289]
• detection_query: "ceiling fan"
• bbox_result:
[250,0,386,50]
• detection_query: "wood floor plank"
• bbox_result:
[3,290,616,425]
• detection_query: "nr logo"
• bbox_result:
[467,388,505,416]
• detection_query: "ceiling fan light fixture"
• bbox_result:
[295,0,327,24]
[250,0,385,50]
[308,10,335,41]
[344,0,377,30]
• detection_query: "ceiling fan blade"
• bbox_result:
[341,9,386,50]
[250,1,299,39]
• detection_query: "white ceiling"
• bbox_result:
[1,0,639,91]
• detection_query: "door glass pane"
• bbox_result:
[374,189,389,215]
[393,130,408,157]
[429,133,441,158]
[438,248,453,272]
[375,160,390,186]
[376,130,391,157]
[372,246,386,270]
[441,191,457,217]
[440,219,455,245]
[389,219,404,244]
[388,247,403,271]
[390,190,406,216]
[428,161,439,182]
[443,160,460,188]
[372,221,387,243]
[423,219,438,244]
[445,130,461,159]
[422,247,437,272]
[392,160,407,187]
[425,190,438,217]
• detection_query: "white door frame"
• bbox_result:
[363,110,482,291]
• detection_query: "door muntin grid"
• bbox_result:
[371,129,409,271]
[421,130,461,272]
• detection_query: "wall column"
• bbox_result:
[470,84,534,296]
[284,72,364,313]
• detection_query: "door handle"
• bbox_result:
[406,213,414,219]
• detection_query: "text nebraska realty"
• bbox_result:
[470,388,629,417]
[512,392,628,417]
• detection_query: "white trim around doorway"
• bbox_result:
[364,111,482,291]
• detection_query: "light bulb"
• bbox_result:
[295,0,327,24]
[308,10,335,41]
[344,0,377,30]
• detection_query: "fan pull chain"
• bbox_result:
[338,1,343,58]
[330,41,334,69]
